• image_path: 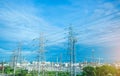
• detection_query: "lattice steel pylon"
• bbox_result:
[11,50,17,76]
[17,42,22,66]
[67,26,77,76]
[37,33,46,76]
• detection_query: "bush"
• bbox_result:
[80,65,117,76]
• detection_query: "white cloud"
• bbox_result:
[0,48,36,56]
[87,2,118,20]
[0,1,64,43]
[0,0,120,54]
[0,48,12,54]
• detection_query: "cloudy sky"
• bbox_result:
[0,0,120,62]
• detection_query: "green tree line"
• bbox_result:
[79,65,120,76]
[0,65,120,76]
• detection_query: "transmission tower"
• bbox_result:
[59,53,62,71]
[97,57,103,65]
[37,33,46,76]
[17,42,22,66]
[11,43,22,76]
[12,50,17,76]
[56,57,58,76]
[68,26,77,76]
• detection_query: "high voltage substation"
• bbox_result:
[6,10,120,75]
[0,26,106,76]
[0,8,120,76]
[8,26,79,76]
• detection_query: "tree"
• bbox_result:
[80,65,117,76]
[4,66,13,74]
[81,66,96,76]
[95,65,117,76]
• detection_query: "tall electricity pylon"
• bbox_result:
[37,33,46,76]
[17,42,22,66]
[12,43,22,76]
[68,26,77,76]
[12,50,17,76]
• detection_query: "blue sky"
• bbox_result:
[0,0,120,62]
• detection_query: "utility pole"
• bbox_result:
[60,53,62,71]
[92,49,95,63]
[98,57,103,65]
[2,57,4,76]
[37,55,40,76]
[56,57,58,76]
[59,53,62,76]
[84,57,87,66]
[68,26,77,76]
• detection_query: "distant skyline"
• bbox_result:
[0,0,120,62]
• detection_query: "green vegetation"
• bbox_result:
[1,65,120,76]
[0,66,70,76]
[80,65,119,76]
[81,66,96,76]
[4,66,13,74]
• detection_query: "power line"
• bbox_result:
[75,10,120,30]
[27,11,120,49]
